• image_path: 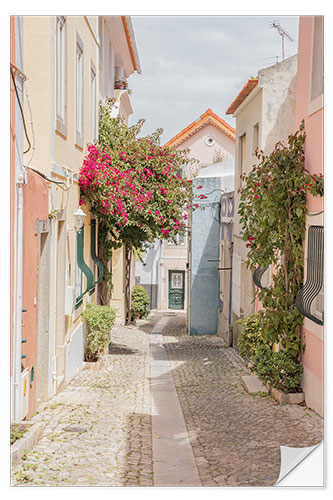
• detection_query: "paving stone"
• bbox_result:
[161,313,323,487]
[11,312,323,488]
[241,375,269,394]
[11,316,160,487]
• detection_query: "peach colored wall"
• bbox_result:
[180,124,235,165]
[301,329,323,384]
[22,170,49,417]
[296,16,324,415]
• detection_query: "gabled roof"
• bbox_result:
[164,108,236,148]
[226,78,258,115]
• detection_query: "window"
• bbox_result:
[75,261,82,304]
[76,34,84,146]
[171,273,183,289]
[90,64,96,143]
[296,225,324,325]
[98,17,103,68]
[168,233,185,246]
[205,135,216,147]
[239,133,246,185]
[309,16,324,115]
[253,123,259,152]
[56,16,67,135]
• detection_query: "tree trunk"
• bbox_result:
[124,244,132,325]
[97,221,111,306]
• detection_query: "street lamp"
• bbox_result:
[73,207,86,231]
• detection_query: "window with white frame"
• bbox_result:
[76,34,84,145]
[56,16,66,133]
[168,233,185,246]
[98,17,103,68]
[239,133,246,186]
[253,123,259,152]
[90,65,96,143]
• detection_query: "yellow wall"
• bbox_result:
[23,16,100,394]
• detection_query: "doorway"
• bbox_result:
[168,270,185,309]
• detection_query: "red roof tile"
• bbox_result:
[164,108,236,148]
[226,78,258,115]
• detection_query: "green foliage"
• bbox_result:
[82,303,116,361]
[238,123,323,358]
[10,423,31,445]
[253,345,303,393]
[236,312,272,361]
[131,285,150,318]
[80,100,197,294]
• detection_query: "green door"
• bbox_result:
[168,270,185,309]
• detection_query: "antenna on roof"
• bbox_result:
[269,20,294,61]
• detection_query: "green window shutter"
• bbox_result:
[90,219,104,283]
[76,225,94,296]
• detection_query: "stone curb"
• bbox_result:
[241,375,269,394]
[83,359,104,371]
[270,387,305,405]
[11,421,45,468]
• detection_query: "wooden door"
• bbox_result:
[168,270,185,309]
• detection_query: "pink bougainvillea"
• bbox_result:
[79,122,195,250]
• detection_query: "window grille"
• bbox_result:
[75,225,94,308]
[90,220,104,284]
[253,265,269,290]
[296,225,324,325]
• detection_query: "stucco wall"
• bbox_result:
[232,56,297,342]
[22,170,49,416]
[190,177,221,335]
[295,16,324,416]
[181,123,235,169]
[259,55,297,153]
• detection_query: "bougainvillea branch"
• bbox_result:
[79,99,198,308]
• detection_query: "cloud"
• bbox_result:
[128,16,299,143]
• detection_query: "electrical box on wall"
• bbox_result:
[64,285,74,316]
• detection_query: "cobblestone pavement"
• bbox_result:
[161,313,323,487]
[11,318,160,487]
[11,311,323,487]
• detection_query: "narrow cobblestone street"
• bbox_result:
[11,312,323,487]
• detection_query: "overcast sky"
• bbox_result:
[128,16,299,144]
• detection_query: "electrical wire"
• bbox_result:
[26,166,66,186]
[11,64,68,188]
[10,64,31,155]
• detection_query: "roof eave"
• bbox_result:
[121,16,142,75]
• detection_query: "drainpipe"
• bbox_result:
[12,16,26,421]
[49,15,56,397]
[13,174,25,421]
[157,240,162,310]
[227,238,234,347]
[187,212,192,335]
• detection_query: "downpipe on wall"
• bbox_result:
[13,174,26,421]
[227,240,234,347]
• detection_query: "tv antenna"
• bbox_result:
[269,20,294,61]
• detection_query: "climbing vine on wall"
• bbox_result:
[238,122,323,360]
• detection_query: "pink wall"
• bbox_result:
[296,16,324,412]
[295,16,324,212]
[22,169,49,417]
